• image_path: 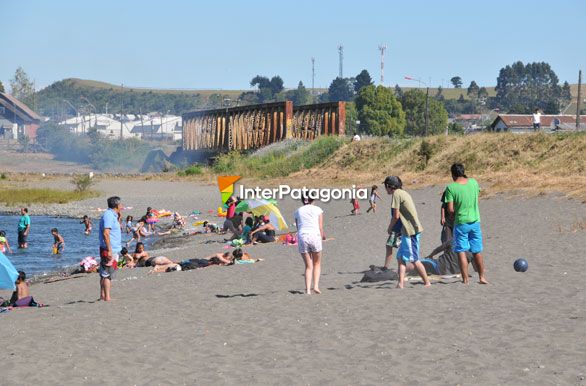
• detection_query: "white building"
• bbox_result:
[57,113,182,140]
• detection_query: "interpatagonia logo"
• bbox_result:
[217,176,241,204]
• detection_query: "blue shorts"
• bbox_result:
[396,233,421,264]
[453,222,483,254]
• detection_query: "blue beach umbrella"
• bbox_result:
[0,251,19,290]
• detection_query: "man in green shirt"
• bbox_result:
[17,207,31,249]
[444,163,488,284]
[384,176,431,289]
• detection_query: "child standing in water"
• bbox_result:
[51,228,65,254]
[81,215,92,235]
[125,215,133,234]
[366,185,382,214]
[0,230,12,254]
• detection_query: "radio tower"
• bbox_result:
[311,57,315,94]
[378,44,387,85]
[338,45,344,78]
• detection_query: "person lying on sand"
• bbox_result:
[132,242,179,270]
[170,248,261,272]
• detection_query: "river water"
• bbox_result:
[0,215,138,275]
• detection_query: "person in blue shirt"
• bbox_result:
[17,208,31,249]
[99,196,123,301]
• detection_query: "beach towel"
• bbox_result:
[80,256,98,271]
[13,296,41,307]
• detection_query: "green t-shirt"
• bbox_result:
[391,189,423,236]
[444,178,481,225]
[18,215,31,232]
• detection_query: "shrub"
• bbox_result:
[177,164,203,176]
[72,174,95,192]
[418,139,434,170]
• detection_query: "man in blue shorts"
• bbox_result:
[444,163,488,284]
[384,176,431,289]
[99,196,123,301]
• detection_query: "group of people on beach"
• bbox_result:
[381,163,488,288]
[2,161,487,303]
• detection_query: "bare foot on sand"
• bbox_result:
[313,288,321,294]
[396,283,404,289]
[423,282,431,287]
[479,277,489,284]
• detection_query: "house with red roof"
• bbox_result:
[0,92,42,142]
[490,114,586,133]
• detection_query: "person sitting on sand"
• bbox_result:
[51,228,65,254]
[202,221,219,234]
[172,212,186,229]
[222,213,242,241]
[250,216,276,244]
[118,247,133,268]
[241,217,254,244]
[9,271,42,307]
[81,215,92,235]
[0,230,13,254]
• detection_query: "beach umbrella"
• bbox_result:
[237,199,288,230]
[235,198,277,213]
[0,251,19,290]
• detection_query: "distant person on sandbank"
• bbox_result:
[443,163,488,285]
[99,196,123,301]
[294,194,325,294]
[384,176,431,289]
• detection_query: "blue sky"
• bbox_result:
[1,0,585,91]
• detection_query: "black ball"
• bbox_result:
[514,258,528,272]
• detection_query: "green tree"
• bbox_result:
[10,66,35,105]
[495,61,563,113]
[269,76,284,95]
[0,80,4,93]
[287,81,312,105]
[344,102,359,135]
[401,89,448,136]
[354,85,406,136]
[467,81,480,99]
[450,76,463,88]
[435,86,445,101]
[327,77,355,102]
[394,84,404,99]
[354,70,373,93]
[561,81,572,103]
[478,87,488,99]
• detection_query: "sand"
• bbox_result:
[0,179,585,385]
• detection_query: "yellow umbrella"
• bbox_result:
[240,199,288,230]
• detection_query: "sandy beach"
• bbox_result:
[0,179,585,385]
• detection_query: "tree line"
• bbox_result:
[6,60,577,134]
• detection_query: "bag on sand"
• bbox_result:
[361,265,399,282]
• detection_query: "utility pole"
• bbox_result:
[577,70,582,130]
[425,86,429,136]
[378,44,387,85]
[311,57,315,95]
[338,45,344,78]
[120,84,124,140]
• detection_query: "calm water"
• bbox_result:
[0,215,140,276]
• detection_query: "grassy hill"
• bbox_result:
[208,133,586,201]
[67,78,246,99]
